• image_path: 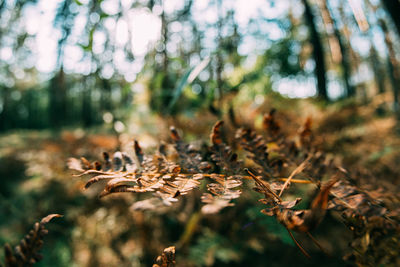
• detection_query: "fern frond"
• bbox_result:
[209,121,242,174]
[153,246,176,267]
[201,174,242,214]
[236,128,272,176]
[169,126,211,173]
[263,109,281,138]
[328,179,387,218]
[3,214,62,267]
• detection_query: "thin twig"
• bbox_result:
[306,232,328,255]
[286,228,311,259]
[245,169,281,202]
[279,155,312,197]
[277,178,312,184]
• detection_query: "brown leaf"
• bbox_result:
[153,246,176,267]
[134,139,144,164]
[84,174,130,189]
[310,177,338,211]
[161,177,201,197]
[275,178,337,232]
[298,117,313,147]
[40,214,63,224]
[170,126,181,142]
[210,120,224,145]
[201,175,242,214]
[67,158,84,172]
[263,109,280,136]
[201,194,234,214]
[80,157,93,169]
[112,152,123,171]
[102,152,112,171]
[99,185,133,198]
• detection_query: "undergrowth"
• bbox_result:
[66,109,399,266]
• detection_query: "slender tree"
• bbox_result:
[301,0,328,100]
[82,75,93,127]
[322,0,356,97]
[215,0,224,104]
[381,0,400,37]
[379,19,400,112]
[49,68,67,127]
[364,0,387,95]
[369,45,387,94]
[337,3,362,97]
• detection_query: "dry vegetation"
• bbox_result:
[1,98,399,266]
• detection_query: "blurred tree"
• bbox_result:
[301,0,328,100]
[381,0,400,37]
[323,0,355,97]
[1,0,400,131]
[369,45,387,94]
[337,2,362,98]
[49,68,67,127]
[379,18,400,112]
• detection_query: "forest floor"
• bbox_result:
[0,94,399,266]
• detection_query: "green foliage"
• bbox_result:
[245,206,294,246]
[189,228,241,266]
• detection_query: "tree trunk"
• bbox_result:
[216,0,224,103]
[379,19,400,113]
[49,68,67,128]
[82,76,93,127]
[382,0,400,37]
[369,45,386,94]
[364,0,387,95]
[0,86,11,131]
[100,78,112,112]
[338,3,361,97]
[301,0,328,100]
[323,0,355,97]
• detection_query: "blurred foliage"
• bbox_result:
[1,0,399,130]
[1,97,400,266]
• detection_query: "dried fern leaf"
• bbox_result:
[67,158,85,172]
[201,174,242,214]
[3,214,62,267]
[99,185,136,198]
[209,121,242,174]
[102,152,112,171]
[160,176,202,198]
[80,157,93,169]
[246,169,281,204]
[263,109,281,137]
[84,174,132,189]
[169,126,209,173]
[328,179,387,218]
[298,117,313,148]
[70,150,204,204]
[236,128,272,175]
[131,198,168,211]
[273,178,337,233]
[153,246,176,267]
[210,120,224,145]
[133,139,144,165]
